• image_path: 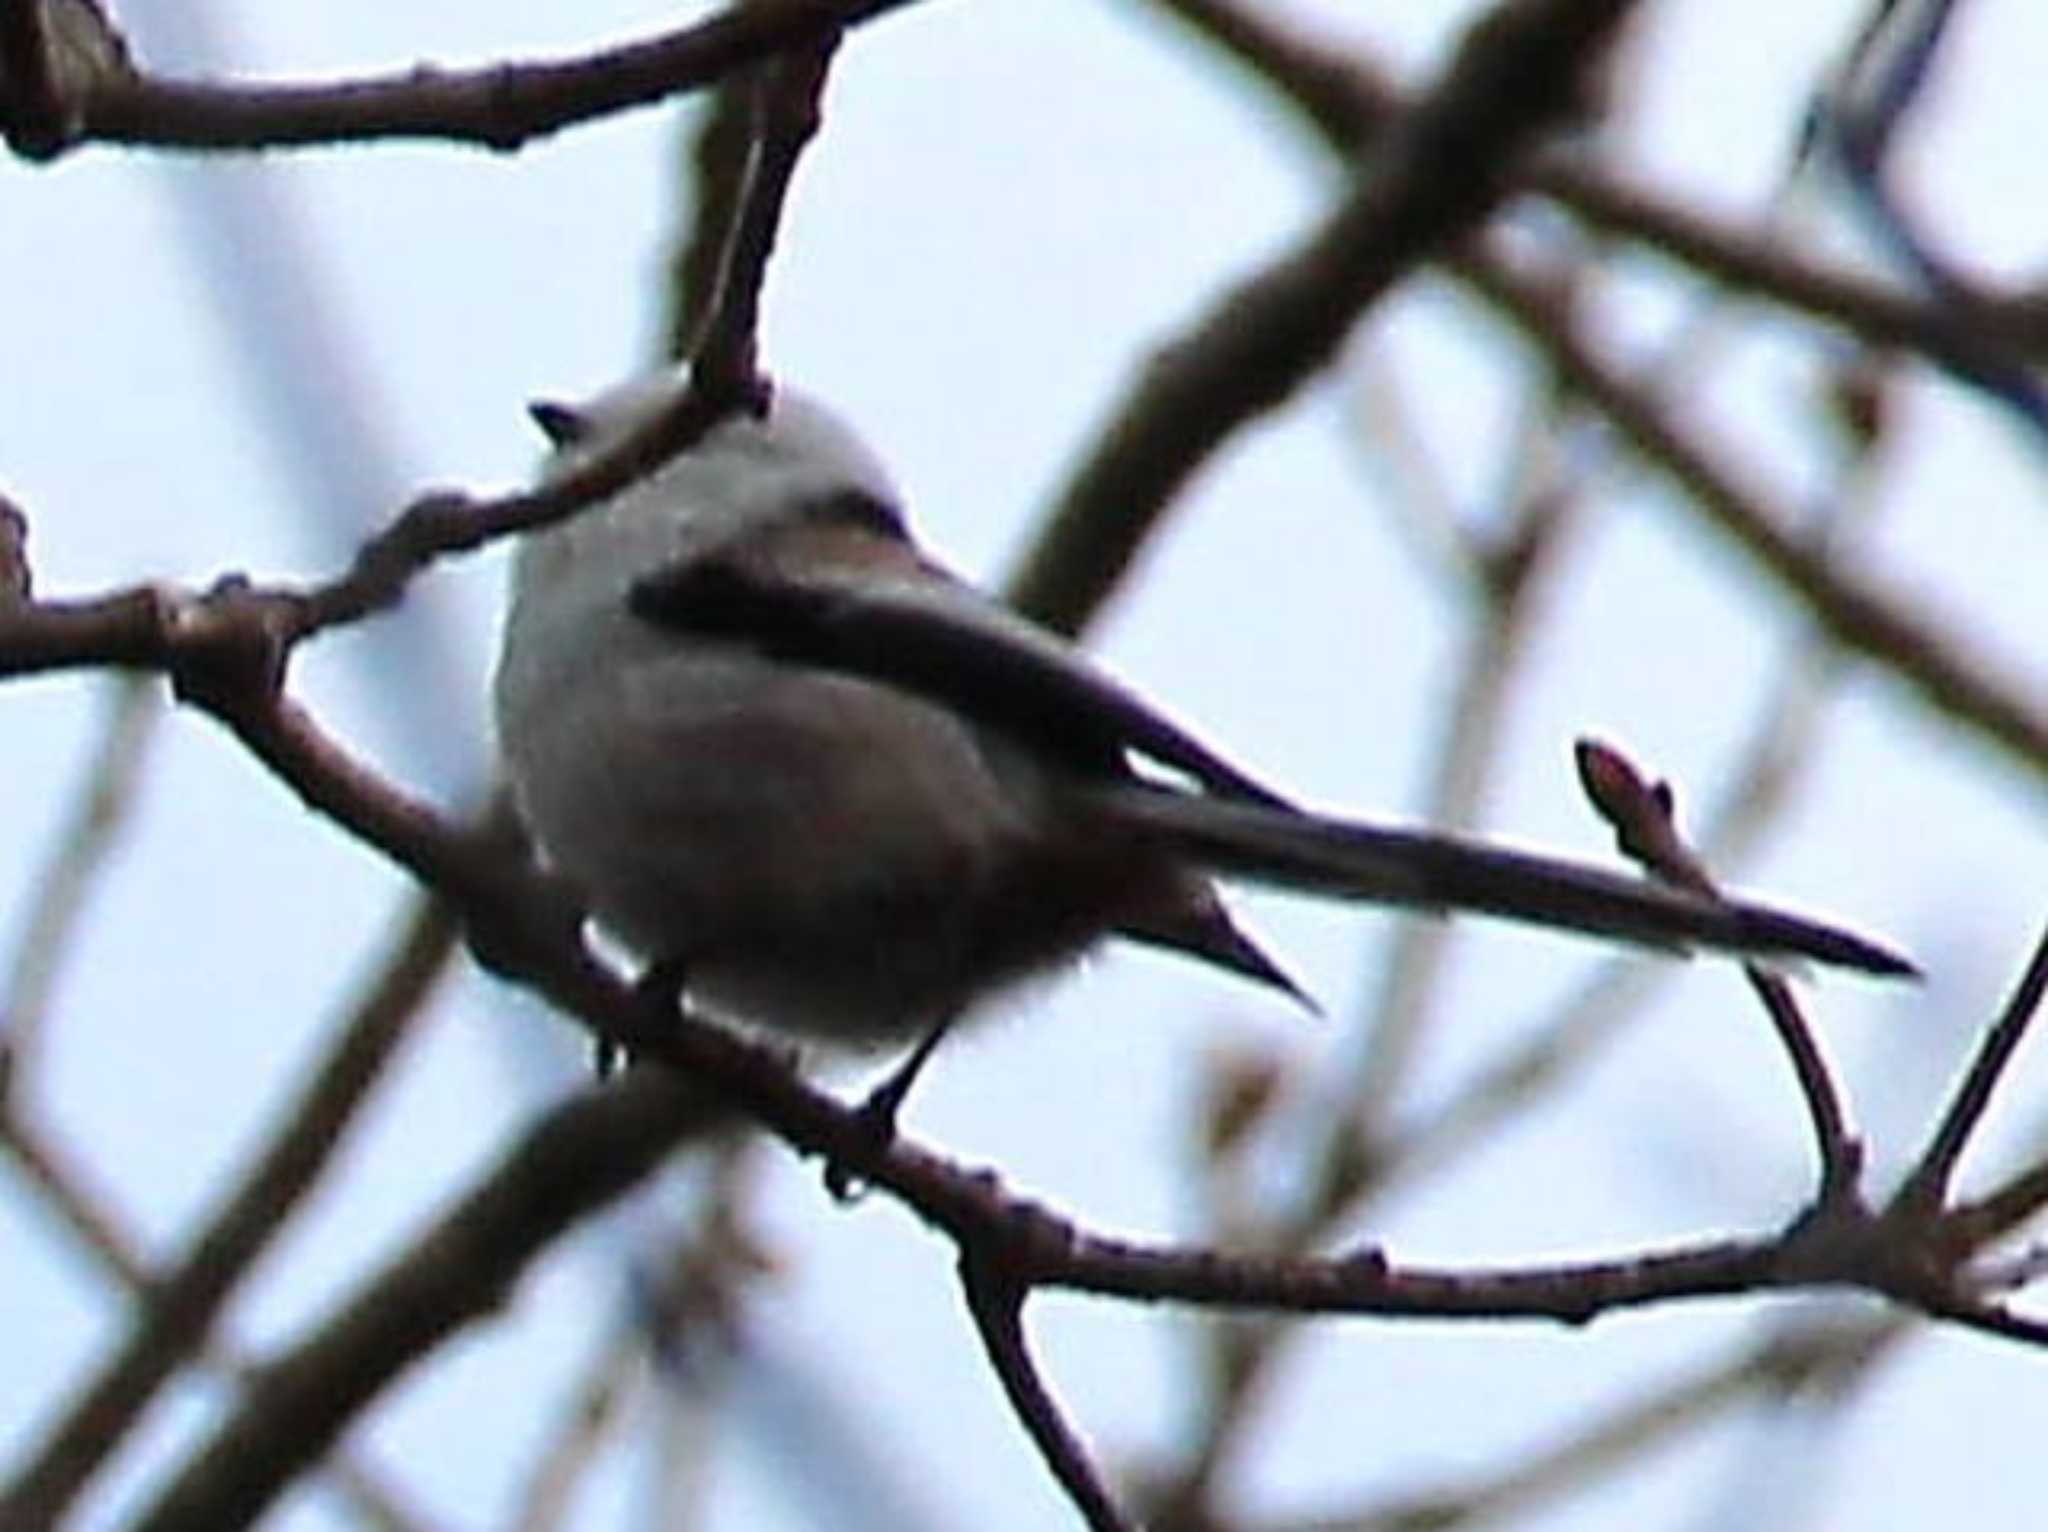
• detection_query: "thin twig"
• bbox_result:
[0,1109,439,1531]
[3,8,2039,1523]
[159,670,2011,1347]
[1,674,158,1092]
[662,61,759,361]
[1457,242,2048,781]
[1893,921,2048,1219]
[38,653,2022,1524]
[511,1329,643,1532]
[1168,411,1590,1513]
[1804,0,2048,435]
[1342,394,1586,1137]
[50,0,918,155]
[1540,160,2048,376]
[1576,739,1862,1197]
[1911,1286,2048,1350]
[1267,1319,1897,1532]
[0,894,458,1530]
[0,1103,139,1283]
[1153,0,2048,399]
[314,27,837,638]
[1159,51,1868,1483]
[961,1258,1133,1532]
[1331,355,1487,590]
[1146,0,2048,784]
[1380,640,1845,1204]
[689,28,840,403]
[0,44,837,677]
[1006,0,1639,634]
[1951,1155,2048,1250]
[128,1070,724,1532]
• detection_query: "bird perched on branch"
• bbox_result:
[493,370,1910,1106]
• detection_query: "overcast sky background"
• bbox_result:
[3,2,2045,1528]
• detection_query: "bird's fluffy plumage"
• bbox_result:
[494,374,1910,1051]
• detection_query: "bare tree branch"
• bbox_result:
[5,0,921,157]
[1,674,157,1091]
[0,40,837,675]
[1143,0,2048,784]
[961,1258,1133,1532]
[1151,0,2048,390]
[3,605,2010,1525]
[1006,0,1640,634]
[511,1331,643,1532]
[1576,740,1862,1198]
[662,65,759,362]
[1459,250,2048,780]
[1540,161,2048,377]
[0,0,66,154]
[129,1069,721,1532]
[0,1100,439,1531]
[688,28,840,405]
[2,5,2040,1525]
[1258,1319,1899,1532]
[1894,922,2048,1219]
[0,894,457,1528]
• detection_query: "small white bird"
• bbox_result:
[493,370,1908,1079]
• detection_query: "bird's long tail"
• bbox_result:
[1090,786,1914,977]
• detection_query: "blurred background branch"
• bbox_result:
[0,0,2041,1528]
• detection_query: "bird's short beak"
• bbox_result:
[527,399,588,447]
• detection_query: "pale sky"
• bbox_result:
[3,3,2044,1529]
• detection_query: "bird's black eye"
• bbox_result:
[805,486,908,539]
[528,399,590,447]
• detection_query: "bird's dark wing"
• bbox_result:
[627,554,1916,980]
[628,554,1293,808]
